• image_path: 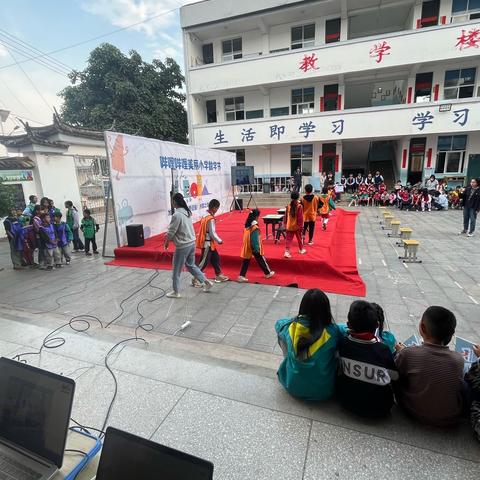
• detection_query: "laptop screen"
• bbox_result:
[96,427,214,480]
[0,357,75,468]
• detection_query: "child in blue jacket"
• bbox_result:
[53,212,73,265]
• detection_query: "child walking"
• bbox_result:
[318,187,336,230]
[54,212,73,265]
[39,214,61,270]
[81,209,99,256]
[195,199,229,285]
[301,184,319,246]
[164,193,213,298]
[237,209,274,283]
[284,192,305,258]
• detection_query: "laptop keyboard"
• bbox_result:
[0,452,42,480]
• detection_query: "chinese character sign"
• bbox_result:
[299,53,319,73]
[214,129,228,145]
[332,119,344,135]
[412,111,434,131]
[453,108,469,127]
[270,124,286,140]
[241,128,256,142]
[456,28,480,50]
[369,41,391,63]
[299,121,316,139]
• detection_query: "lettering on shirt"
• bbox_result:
[340,357,398,385]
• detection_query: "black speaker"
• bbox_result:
[126,224,144,247]
[235,198,243,210]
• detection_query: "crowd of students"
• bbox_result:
[275,288,480,438]
[3,195,100,270]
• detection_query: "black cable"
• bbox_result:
[65,449,88,456]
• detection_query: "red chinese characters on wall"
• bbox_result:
[299,53,319,72]
[456,28,480,50]
[369,41,391,63]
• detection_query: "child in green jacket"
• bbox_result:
[80,209,99,256]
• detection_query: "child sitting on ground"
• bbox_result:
[336,300,398,418]
[275,289,341,401]
[348,192,359,207]
[395,306,466,427]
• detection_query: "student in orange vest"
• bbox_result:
[194,199,229,286]
[318,186,336,231]
[284,192,306,258]
[237,209,275,283]
[302,184,320,246]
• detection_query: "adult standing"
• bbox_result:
[293,167,303,193]
[319,171,327,191]
[460,178,480,237]
[164,193,213,298]
[65,201,84,252]
[355,173,364,192]
[425,175,439,194]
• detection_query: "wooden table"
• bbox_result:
[262,214,284,240]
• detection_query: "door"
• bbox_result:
[202,43,213,64]
[408,138,426,185]
[206,100,217,123]
[321,143,336,175]
[415,72,433,103]
[324,84,339,111]
[420,0,440,27]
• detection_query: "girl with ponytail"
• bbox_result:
[237,209,274,283]
[164,193,213,298]
[284,192,306,258]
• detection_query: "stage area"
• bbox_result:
[108,208,366,297]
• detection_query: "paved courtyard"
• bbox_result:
[0,206,479,479]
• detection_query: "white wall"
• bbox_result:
[35,154,82,211]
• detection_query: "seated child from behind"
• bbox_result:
[337,300,398,418]
[395,306,466,427]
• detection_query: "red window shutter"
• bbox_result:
[426,148,433,168]
[319,155,323,171]
[402,149,407,169]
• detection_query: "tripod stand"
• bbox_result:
[229,185,243,211]
[245,184,258,209]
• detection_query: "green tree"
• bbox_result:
[0,182,18,217]
[59,43,188,143]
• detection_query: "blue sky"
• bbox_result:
[0,0,195,134]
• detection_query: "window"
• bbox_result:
[222,38,242,62]
[245,109,263,119]
[452,0,480,14]
[291,87,315,115]
[291,144,313,175]
[444,68,476,100]
[224,97,244,121]
[228,149,246,166]
[271,106,289,117]
[325,18,341,44]
[415,72,433,103]
[206,100,217,123]
[436,135,468,174]
[202,44,213,64]
[324,84,339,111]
[291,24,315,50]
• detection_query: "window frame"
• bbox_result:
[435,135,468,174]
[290,144,313,175]
[224,96,245,121]
[291,23,316,50]
[443,67,476,100]
[222,37,243,62]
[291,87,315,115]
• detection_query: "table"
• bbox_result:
[277,208,286,215]
[262,214,284,240]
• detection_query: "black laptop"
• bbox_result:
[0,357,75,480]
[95,427,214,480]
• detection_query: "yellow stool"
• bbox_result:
[388,220,401,237]
[396,227,413,246]
[382,214,395,230]
[399,239,422,263]
[377,206,387,218]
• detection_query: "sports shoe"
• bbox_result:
[46,266,54,271]
[237,276,249,283]
[265,271,275,279]
[459,230,467,235]
[468,232,475,237]
[85,252,92,256]
[299,249,307,254]
[215,274,229,283]
[284,251,291,258]
[203,279,214,292]
[191,277,203,288]
[166,291,181,298]
[66,260,70,265]
[55,264,63,268]
[307,241,314,246]
[93,250,99,255]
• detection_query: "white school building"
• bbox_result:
[180,0,480,191]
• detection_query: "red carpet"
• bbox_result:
[107,208,366,297]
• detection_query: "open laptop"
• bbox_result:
[0,357,75,480]
[95,427,214,480]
